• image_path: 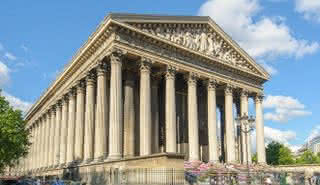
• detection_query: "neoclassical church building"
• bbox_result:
[13,13,269,182]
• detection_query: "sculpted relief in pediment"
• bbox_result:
[129,23,259,75]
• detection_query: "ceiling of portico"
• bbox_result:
[109,13,270,82]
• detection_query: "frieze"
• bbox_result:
[115,30,262,88]
[129,23,258,74]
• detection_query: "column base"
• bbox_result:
[59,163,66,168]
[82,158,93,164]
[106,154,122,161]
[124,154,134,159]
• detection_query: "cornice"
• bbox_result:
[111,20,268,82]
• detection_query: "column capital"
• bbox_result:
[185,72,198,87]
[254,93,264,103]
[68,88,76,98]
[85,71,96,85]
[240,89,250,98]
[224,84,234,96]
[61,94,69,105]
[110,48,126,64]
[76,80,85,93]
[165,65,176,80]
[50,105,56,114]
[139,57,152,73]
[56,99,62,109]
[96,61,109,76]
[206,79,218,91]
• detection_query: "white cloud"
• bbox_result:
[0,61,10,86]
[296,0,320,22]
[259,61,278,75]
[198,0,319,60]
[4,52,17,61]
[263,95,311,122]
[1,91,32,113]
[251,126,297,152]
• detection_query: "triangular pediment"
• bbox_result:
[109,13,270,80]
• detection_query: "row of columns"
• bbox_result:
[21,50,266,174]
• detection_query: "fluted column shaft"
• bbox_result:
[94,64,109,161]
[225,85,236,163]
[123,74,135,158]
[151,79,160,154]
[75,82,85,162]
[54,102,62,166]
[45,112,51,168]
[187,74,199,161]
[255,95,266,164]
[37,120,45,169]
[66,90,76,165]
[40,116,47,168]
[49,108,56,167]
[240,91,249,164]
[36,121,42,169]
[139,61,152,156]
[35,125,39,169]
[60,96,68,166]
[84,73,95,163]
[108,51,123,160]
[30,127,35,171]
[165,67,177,153]
[207,80,219,163]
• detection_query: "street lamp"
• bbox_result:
[235,113,255,184]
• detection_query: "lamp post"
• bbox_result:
[235,113,255,184]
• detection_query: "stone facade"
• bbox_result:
[10,13,269,179]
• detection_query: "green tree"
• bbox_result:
[266,141,282,165]
[252,153,257,163]
[266,141,294,165]
[0,90,30,173]
[278,146,294,165]
[296,150,320,164]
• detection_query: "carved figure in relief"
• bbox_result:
[207,34,214,55]
[194,30,201,50]
[133,25,254,71]
[183,31,193,48]
[213,39,222,57]
[165,28,171,40]
[155,27,164,38]
[199,32,208,52]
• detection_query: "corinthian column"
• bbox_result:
[84,72,96,163]
[94,62,109,161]
[54,101,62,167]
[187,73,199,161]
[75,81,85,162]
[38,118,46,169]
[49,106,56,168]
[123,72,135,158]
[66,89,76,165]
[139,60,152,156]
[240,90,249,164]
[44,111,51,168]
[224,85,236,163]
[108,49,124,160]
[207,79,219,163]
[151,77,160,154]
[165,66,177,153]
[60,95,69,167]
[255,94,266,164]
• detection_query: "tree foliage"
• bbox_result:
[265,141,294,165]
[296,150,320,164]
[0,90,30,173]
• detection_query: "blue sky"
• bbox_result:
[0,0,320,151]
